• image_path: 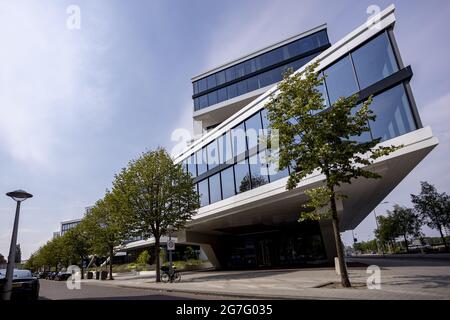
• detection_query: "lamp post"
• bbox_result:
[167,224,174,282]
[3,189,33,300]
[373,201,389,255]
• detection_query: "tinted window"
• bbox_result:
[219,132,233,164]
[193,82,198,95]
[266,149,289,182]
[216,71,226,85]
[352,32,398,89]
[198,180,209,207]
[225,67,235,82]
[199,95,208,109]
[206,140,220,169]
[221,166,235,199]
[227,83,238,99]
[194,98,200,111]
[369,84,416,142]
[248,153,269,188]
[209,173,222,204]
[323,55,359,105]
[217,87,227,103]
[247,76,259,92]
[208,91,218,106]
[207,74,217,90]
[245,112,263,150]
[259,70,273,88]
[196,148,208,175]
[231,122,247,157]
[261,108,269,129]
[348,103,372,143]
[187,154,197,178]
[198,78,207,93]
[237,80,247,96]
[235,63,246,78]
[234,158,251,193]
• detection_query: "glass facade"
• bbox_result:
[193,30,330,111]
[182,30,419,208]
[351,32,398,89]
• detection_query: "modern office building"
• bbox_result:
[60,218,82,236]
[173,5,438,269]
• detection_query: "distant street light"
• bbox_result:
[3,190,33,300]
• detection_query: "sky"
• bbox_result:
[0,0,449,259]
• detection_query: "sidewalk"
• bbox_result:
[81,259,450,300]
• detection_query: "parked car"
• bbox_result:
[0,269,40,300]
[46,271,58,280]
[55,272,72,281]
[38,271,50,279]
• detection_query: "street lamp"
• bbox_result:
[166,224,175,282]
[373,201,389,255]
[3,189,33,300]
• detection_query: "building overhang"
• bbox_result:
[184,127,438,234]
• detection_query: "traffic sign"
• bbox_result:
[167,239,175,251]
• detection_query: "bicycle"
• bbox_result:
[160,265,181,283]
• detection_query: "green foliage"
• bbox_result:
[136,250,150,265]
[185,246,198,260]
[111,147,200,281]
[265,60,400,287]
[375,204,423,252]
[411,181,450,249]
[353,239,378,253]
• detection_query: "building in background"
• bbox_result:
[174,5,438,269]
[60,218,82,236]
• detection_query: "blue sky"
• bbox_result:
[1,0,449,259]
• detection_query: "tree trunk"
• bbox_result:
[155,238,160,283]
[330,190,351,288]
[438,225,449,251]
[109,247,114,280]
[403,234,409,253]
[80,258,84,280]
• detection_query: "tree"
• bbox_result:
[63,224,91,279]
[112,148,200,282]
[375,215,399,253]
[411,181,450,251]
[15,244,22,264]
[389,205,422,252]
[83,192,128,280]
[137,250,150,265]
[265,61,399,287]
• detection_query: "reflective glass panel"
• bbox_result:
[352,32,398,89]
[209,173,222,204]
[323,55,359,105]
[234,158,251,194]
[187,154,197,178]
[248,153,269,188]
[198,179,209,207]
[196,148,208,175]
[369,84,416,142]
[221,166,235,199]
[245,112,263,150]
[206,140,220,169]
[231,122,247,157]
[219,132,233,164]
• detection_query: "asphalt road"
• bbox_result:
[38,279,224,300]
